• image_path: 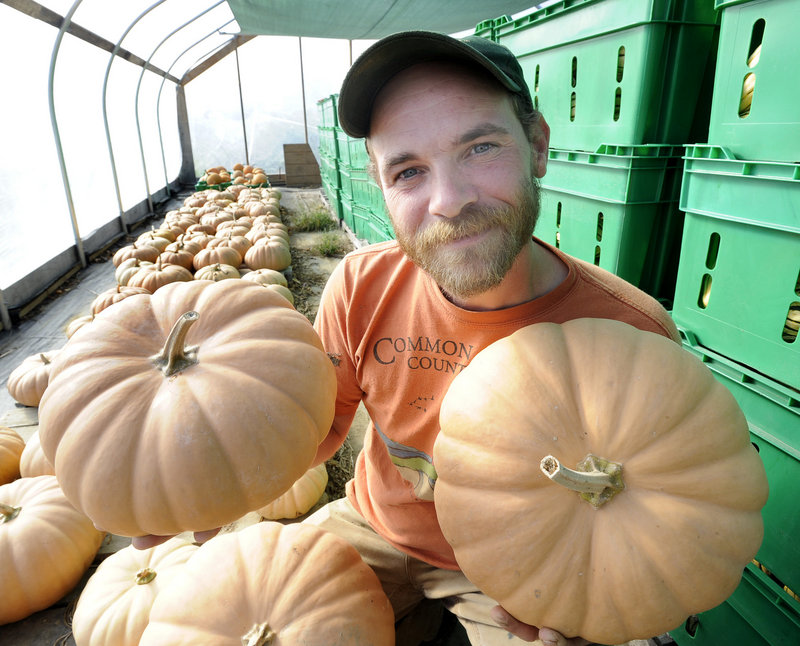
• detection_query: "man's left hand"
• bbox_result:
[490,606,592,645]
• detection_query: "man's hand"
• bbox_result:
[131,528,220,550]
[490,606,592,645]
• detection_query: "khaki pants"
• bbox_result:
[303,497,532,646]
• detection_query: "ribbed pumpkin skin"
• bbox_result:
[38,279,337,538]
[19,430,55,477]
[71,536,199,646]
[434,318,768,645]
[6,349,61,407]
[257,463,328,519]
[139,522,395,646]
[0,427,25,484]
[0,475,105,625]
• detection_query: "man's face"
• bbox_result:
[368,62,544,301]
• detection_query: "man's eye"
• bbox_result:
[473,142,494,154]
[397,168,419,180]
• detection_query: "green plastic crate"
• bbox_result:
[322,177,343,222]
[494,0,718,150]
[335,128,351,168]
[472,14,512,42]
[317,94,338,128]
[318,127,337,159]
[707,0,800,163]
[347,136,370,170]
[537,144,684,302]
[681,336,800,594]
[670,563,800,646]
[340,195,355,233]
[349,166,373,210]
[352,203,394,245]
[671,145,800,390]
[338,165,353,202]
[319,152,339,189]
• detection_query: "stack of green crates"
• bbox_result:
[669,1,800,643]
[491,0,720,305]
[317,94,344,222]
[316,94,394,244]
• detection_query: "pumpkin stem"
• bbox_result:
[540,454,624,509]
[135,567,157,585]
[151,311,200,377]
[39,353,51,364]
[0,502,21,523]
[242,622,276,645]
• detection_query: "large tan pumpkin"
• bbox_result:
[38,279,337,538]
[434,318,768,645]
[0,427,25,484]
[71,535,199,646]
[0,475,105,625]
[139,522,395,645]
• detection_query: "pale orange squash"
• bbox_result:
[71,535,199,646]
[0,475,105,625]
[244,237,291,271]
[434,318,769,645]
[19,430,55,477]
[6,349,61,407]
[139,522,395,645]
[257,463,328,519]
[193,262,240,282]
[127,256,194,293]
[0,427,25,485]
[91,285,150,315]
[38,279,337,538]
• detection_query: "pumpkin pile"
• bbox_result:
[110,185,292,301]
[434,318,769,645]
[197,163,270,188]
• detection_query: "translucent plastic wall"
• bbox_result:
[0,0,372,310]
[186,36,372,176]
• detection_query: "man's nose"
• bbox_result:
[428,169,479,219]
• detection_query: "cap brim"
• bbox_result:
[337,31,525,139]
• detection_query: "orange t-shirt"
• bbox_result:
[313,238,679,569]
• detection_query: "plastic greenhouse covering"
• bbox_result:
[0,0,541,325]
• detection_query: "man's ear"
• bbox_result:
[529,115,550,178]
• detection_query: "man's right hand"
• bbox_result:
[131,528,220,550]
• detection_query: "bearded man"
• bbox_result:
[306,30,679,646]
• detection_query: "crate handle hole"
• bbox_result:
[698,274,713,309]
[596,212,604,242]
[616,46,625,82]
[748,19,765,67]
[594,245,601,266]
[535,64,540,92]
[570,92,576,122]
[555,231,561,249]
[739,73,756,118]
[613,87,622,122]
[571,56,577,88]
[782,302,800,344]
[685,615,700,637]
[705,232,720,269]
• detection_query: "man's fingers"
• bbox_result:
[131,534,172,550]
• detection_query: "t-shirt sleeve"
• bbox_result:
[312,257,364,464]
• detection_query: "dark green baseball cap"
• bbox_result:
[337,30,534,139]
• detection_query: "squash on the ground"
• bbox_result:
[139,522,395,645]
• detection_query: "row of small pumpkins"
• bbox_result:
[0,194,392,642]
[4,184,293,410]
[199,162,270,187]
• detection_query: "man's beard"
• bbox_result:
[392,177,541,301]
